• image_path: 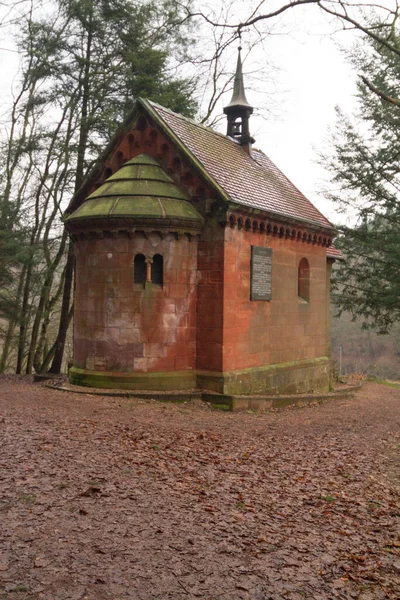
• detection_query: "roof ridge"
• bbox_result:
[148,100,235,144]
[148,101,269,169]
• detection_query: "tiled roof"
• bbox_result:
[149,102,334,231]
[326,245,344,260]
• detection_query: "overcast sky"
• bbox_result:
[0,1,365,223]
[217,3,361,222]
[257,37,358,222]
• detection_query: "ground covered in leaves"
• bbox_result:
[0,378,399,600]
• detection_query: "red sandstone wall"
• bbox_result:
[73,233,197,373]
[196,221,224,372]
[71,110,331,379]
[222,227,329,372]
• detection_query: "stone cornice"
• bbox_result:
[224,211,333,247]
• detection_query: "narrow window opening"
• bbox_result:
[231,117,242,139]
[172,157,181,178]
[150,129,158,144]
[134,254,146,284]
[128,134,135,151]
[298,258,310,302]
[151,254,163,285]
[115,150,124,168]
[137,116,147,131]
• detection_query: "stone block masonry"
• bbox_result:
[73,233,198,379]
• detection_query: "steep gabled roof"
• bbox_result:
[144,100,334,232]
[67,98,335,234]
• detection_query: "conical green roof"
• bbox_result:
[65,154,203,230]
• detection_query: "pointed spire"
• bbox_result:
[225,47,253,110]
[224,44,255,153]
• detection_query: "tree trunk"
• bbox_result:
[0,263,27,373]
[41,303,74,373]
[49,241,74,374]
[16,260,33,374]
[27,228,68,373]
[34,260,66,372]
[49,7,93,374]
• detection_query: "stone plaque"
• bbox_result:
[250,246,272,301]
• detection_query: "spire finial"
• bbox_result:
[225,44,252,110]
[223,43,255,152]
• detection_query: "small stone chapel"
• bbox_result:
[64,49,341,396]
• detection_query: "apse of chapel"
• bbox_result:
[86,113,217,221]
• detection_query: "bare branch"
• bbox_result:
[360,74,400,106]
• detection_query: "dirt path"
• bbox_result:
[0,378,399,600]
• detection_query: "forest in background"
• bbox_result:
[331,312,400,380]
[1,0,400,376]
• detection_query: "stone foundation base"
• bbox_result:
[69,357,330,395]
[53,378,359,412]
[69,367,197,390]
[198,357,331,395]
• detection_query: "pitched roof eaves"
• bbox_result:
[64,98,335,236]
[151,103,334,231]
[142,99,231,206]
[326,245,344,261]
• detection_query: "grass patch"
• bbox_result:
[56,482,68,489]
[10,584,28,592]
[211,403,231,412]
[366,377,400,389]
[321,493,336,503]
[18,494,36,504]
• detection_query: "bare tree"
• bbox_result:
[1,0,199,374]
[3,0,397,374]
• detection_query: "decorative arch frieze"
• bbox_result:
[225,211,332,247]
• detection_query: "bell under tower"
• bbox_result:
[224,46,255,153]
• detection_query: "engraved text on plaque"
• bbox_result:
[250,246,272,301]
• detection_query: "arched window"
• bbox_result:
[298,258,310,302]
[134,254,146,284]
[151,254,163,285]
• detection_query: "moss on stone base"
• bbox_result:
[69,357,330,396]
[197,357,331,396]
[69,366,196,391]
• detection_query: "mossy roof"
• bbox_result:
[65,154,203,226]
